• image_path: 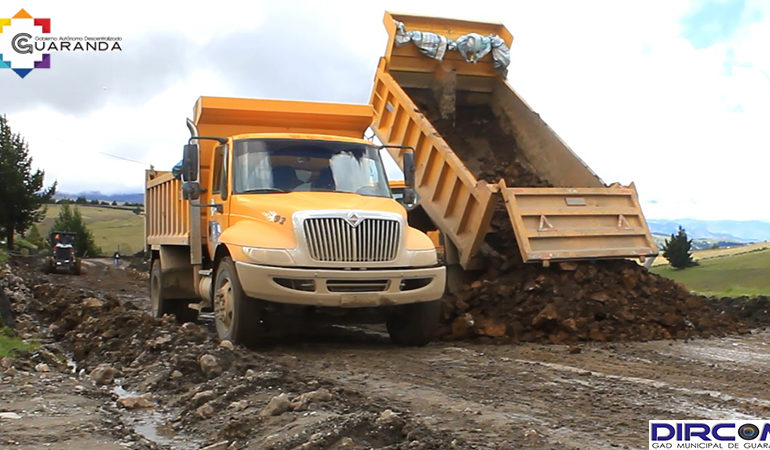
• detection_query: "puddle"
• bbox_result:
[111,384,203,449]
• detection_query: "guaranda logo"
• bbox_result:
[0,8,122,79]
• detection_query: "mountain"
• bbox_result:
[54,191,144,204]
[647,219,770,242]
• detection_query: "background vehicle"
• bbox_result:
[146,97,446,345]
[47,231,81,275]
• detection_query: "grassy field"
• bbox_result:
[36,204,144,256]
[650,241,770,267]
[651,247,770,297]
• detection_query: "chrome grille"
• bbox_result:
[303,217,400,262]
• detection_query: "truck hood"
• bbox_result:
[229,191,407,224]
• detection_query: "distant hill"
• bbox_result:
[55,191,144,204]
[647,219,770,243]
[651,233,748,250]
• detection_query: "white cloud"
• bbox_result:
[1,0,768,221]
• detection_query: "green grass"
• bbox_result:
[0,247,7,265]
[651,248,770,297]
[0,327,37,358]
[650,242,770,267]
[37,204,144,256]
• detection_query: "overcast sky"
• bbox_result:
[1,0,768,221]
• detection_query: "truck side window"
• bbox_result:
[211,145,227,196]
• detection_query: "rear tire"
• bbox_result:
[150,259,199,323]
[214,257,261,346]
[386,300,441,346]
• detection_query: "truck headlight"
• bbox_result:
[242,247,295,266]
[405,249,438,267]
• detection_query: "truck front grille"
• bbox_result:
[303,217,400,262]
[55,247,72,260]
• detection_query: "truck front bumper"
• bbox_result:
[234,262,446,307]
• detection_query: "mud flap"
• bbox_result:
[500,182,658,263]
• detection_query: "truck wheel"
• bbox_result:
[386,300,441,346]
[214,257,260,346]
[150,259,199,323]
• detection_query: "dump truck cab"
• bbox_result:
[201,132,443,305]
[146,97,446,345]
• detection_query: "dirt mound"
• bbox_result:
[5,260,459,449]
[441,259,758,343]
[709,296,770,327]
[405,89,765,343]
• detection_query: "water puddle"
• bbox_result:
[111,384,203,449]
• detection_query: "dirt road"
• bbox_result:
[266,331,770,448]
[1,258,768,449]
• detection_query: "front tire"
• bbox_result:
[214,257,261,345]
[150,259,198,323]
[386,300,441,346]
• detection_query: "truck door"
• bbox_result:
[207,143,231,258]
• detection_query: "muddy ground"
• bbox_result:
[1,257,769,449]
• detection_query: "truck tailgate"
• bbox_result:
[500,183,658,263]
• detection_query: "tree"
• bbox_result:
[25,224,47,251]
[661,226,697,269]
[0,115,56,250]
[50,204,100,257]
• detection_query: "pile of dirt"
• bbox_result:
[4,259,460,449]
[405,88,550,188]
[709,296,770,327]
[405,88,766,343]
[440,259,761,343]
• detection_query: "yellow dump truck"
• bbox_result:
[370,12,658,269]
[145,97,446,345]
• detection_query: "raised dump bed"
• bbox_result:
[370,12,657,268]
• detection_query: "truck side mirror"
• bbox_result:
[403,151,415,188]
[402,151,417,206]
[182,144,199,182]
[182,181,203,200]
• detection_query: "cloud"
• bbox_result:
[0,33,196,114]
[200,13,375,104]
[1,0,769,221]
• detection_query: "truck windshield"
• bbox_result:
[232,139,391,198]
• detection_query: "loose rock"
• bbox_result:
[90,364,121,385]
[229,400,248,411]
[196,402,215,419]
[118,394,154,409]
[192,390,216,405]
[198,354,222,378]
[200,441,230,450]
[291,389,333,411]
[260,393,291,417]
[82,297,104,309]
